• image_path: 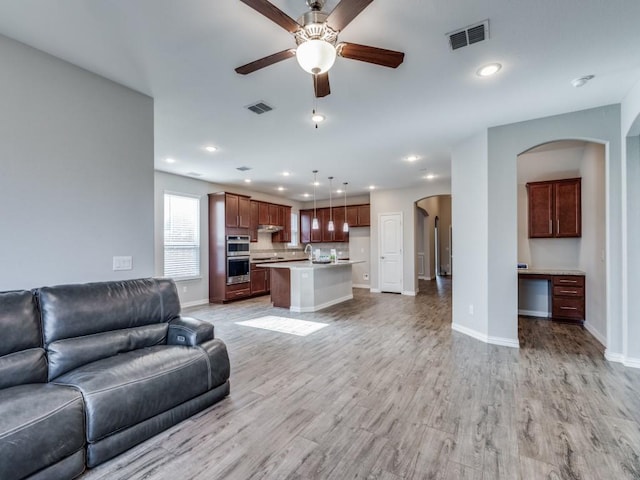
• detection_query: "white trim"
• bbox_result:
[518,309,549,318]
[370,288,382,293]
[418,275,430,280]
[352,284,370,289]
[402,290,417,296]
[623,357,640,369]
[452,322,488,342]
[182,298,209,308]
[452,323,519,348]
[584,322,607,347]
[605,350,625,363]
[290,294,353,313]
[488,336,520,349]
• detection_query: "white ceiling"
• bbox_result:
[1,0,639,200]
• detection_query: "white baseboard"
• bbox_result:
[451,323,519,349]
[370,288,382,293]
[605,350,625,363]
[488,335,520,349]
[518,309,549,318]
[402,290,417,296]
[623,357,640,369]
[418,275,430,280]
[352,284,370,289]
[584,322,606,347]
[182,299,210,308]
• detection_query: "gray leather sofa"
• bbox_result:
[0,278,230,479]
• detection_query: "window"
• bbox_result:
[164,193,200,279]
[288,212,299,247]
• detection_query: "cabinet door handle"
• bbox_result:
[560,290,576,294]
[549,219,552,234]
[559,280,577,284]
[560,306,578,310]
[557,219,560,234]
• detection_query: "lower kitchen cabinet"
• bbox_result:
[250,264,269,296]
[225,282,251,301]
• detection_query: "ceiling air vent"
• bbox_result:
[246,101,273,114]
[447,20,489,50]
[236,166,252,172]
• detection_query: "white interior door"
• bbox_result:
[379,212,403,293]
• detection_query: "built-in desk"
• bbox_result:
[518,269,585,324]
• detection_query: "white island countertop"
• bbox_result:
[256,260,363,269]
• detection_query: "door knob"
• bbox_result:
[381,256,385,259]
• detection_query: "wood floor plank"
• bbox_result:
[79,279,640,480]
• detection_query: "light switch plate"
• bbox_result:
[113,256,133,271]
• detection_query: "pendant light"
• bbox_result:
[312,170,319,230]
[342,182,349,233]
[327,177,335,232]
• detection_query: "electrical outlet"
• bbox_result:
[363,273,369,280]
[182,286,188,293]
[469,304,474,315]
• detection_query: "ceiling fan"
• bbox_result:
[235,0,405,97]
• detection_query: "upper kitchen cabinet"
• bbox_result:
[300,209,312,244]
[346,204,370,227]
[527,178,581,238]
[225,193,251,229]
[332,207,348,242]
[250,200,259,242]
[272,206,292,243]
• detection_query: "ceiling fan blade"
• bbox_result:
[314,72,331,98]
[326,0,374,32]
[239,0,301,33]
[235,49,296,75]
[337,42,405,68]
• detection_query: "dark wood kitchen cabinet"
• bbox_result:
[272,206,292,243]
[346,204,371,227]
[527,178,581,238]
[250,263,269,296]
[250,200,259,242]
[224,193,251,229]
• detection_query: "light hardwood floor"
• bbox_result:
[81,278,640,480]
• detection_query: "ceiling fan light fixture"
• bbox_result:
[296,39,336,75]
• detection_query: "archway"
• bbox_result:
[516,140,607,347]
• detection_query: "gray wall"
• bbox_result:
[0,34,154,290]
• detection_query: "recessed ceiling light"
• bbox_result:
[406,155,419,162]
[244,179,251,183]
[311,113,325,123]
[302,193,310,198]
[425,174,436,180]
[165,157,176,164]
[476,63,502,77]
[571,75,595,88]
[336,189,343,194]
[369,185,375,190]
[277,186,285,191]
[282,171,290,176]
[313,181,320,186]
[205,146,217,152]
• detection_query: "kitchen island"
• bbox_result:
[257,260,363,312]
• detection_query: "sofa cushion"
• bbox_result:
[0,348,47,389]
[0,290,40,357]
[53,345,212,442]
[0,384,85,480]
[38,278,180,347]
[47,324,168,380]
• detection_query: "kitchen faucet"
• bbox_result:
[303,243,313,261]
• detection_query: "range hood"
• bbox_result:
[257,224,283,233]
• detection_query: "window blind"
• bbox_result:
[164,193,200,279]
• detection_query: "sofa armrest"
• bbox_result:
[198,338,231,389]
[167,317,214,346]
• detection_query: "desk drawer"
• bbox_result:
[552,297,584,320]
[553,276,584,287]
[553,286,584,297]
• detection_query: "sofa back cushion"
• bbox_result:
[38,278,181,380]
[0,290,48,388]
